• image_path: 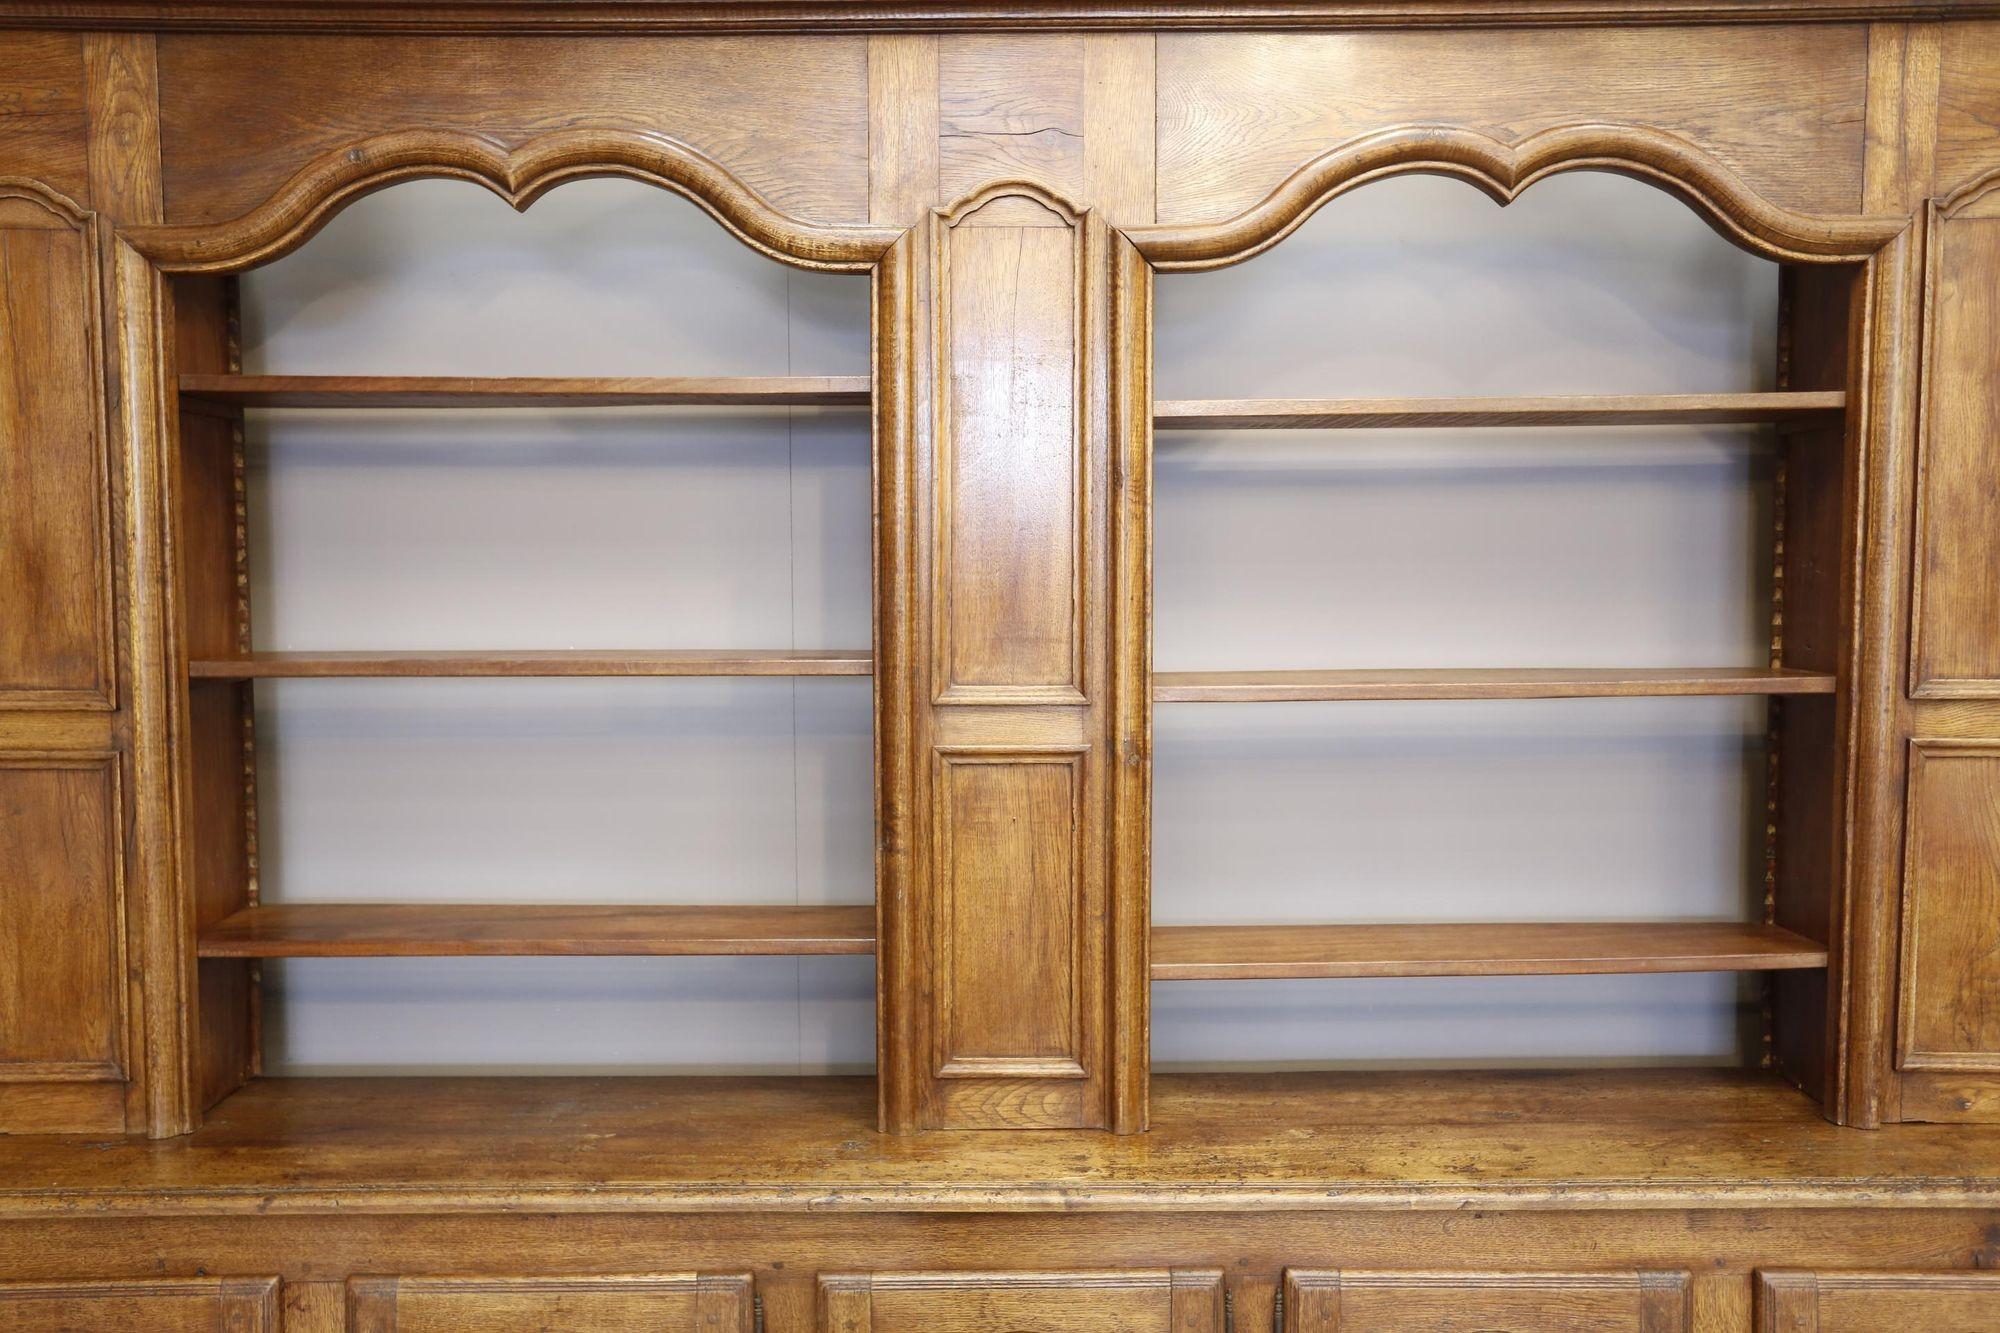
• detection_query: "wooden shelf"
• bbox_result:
[200,907,1822,980]
[1150,921,1827,980]
[177,374,871,408]
[1153,391,1846,431]
[197,903,877,958]
[1152,666,1835,702]
[2,1069,1995,1216]
[189,649,873,679]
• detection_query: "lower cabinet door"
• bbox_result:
[1283,1270,1691,1331]
[817,1269,1225,1332]
[347,1273,754,1332]
[1758,1269,2000,1330]
[0,1277,279,1330]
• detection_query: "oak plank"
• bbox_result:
[177,374,871,408]
[196,903,878,958]
[1153,392,1845,431]
[190,650,872,679]
[1150,921,1828,980]
[1152,667,1835,702]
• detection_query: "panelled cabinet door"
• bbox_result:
[1282,1270,1690,1331]
[1758,1270,2000,1331]
[0,1277,278,1330]
[347,1273,754,1331]
[817,1269,1225,1332]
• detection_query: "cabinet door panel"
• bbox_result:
[1758,1269,2000,1331]
[0,188,112,708]
[0,1277,277,1330]
[0,754,126,1131]
[347,1274,752,1332]
[1284,1270,1690,1331]
[819,1270,1224,1332]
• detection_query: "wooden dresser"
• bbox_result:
[6,3,2000,1328]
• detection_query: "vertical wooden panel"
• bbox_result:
[83,34,162,227]
[869,34,939,227]
[0,185,111,710]
[1835,19,1940,1128]
[883,33,1152,1132]
[1082,35,1157,227]
[934,187,1085,703]
[0,754,125,1131]
[935,748,1085,1079]
[109,232,198,1138]
[1912,187,2000,696]
[1898,741,2000,1070]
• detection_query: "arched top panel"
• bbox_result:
[1128,123,1908,271]
[0,177,91,229]
[120,127,902,275]
[1939,165,2000,220]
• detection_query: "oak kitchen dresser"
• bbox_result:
[7,2,2000,1329]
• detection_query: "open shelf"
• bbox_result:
[1150,922,1828,980]
[1153,391,1845,431]
[177,373,872,409]
[189,649,873,679]
[197,903,877,958]
[199,905,1822,979]
[1151,666,1835,702]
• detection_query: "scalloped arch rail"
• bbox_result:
[1128,123,1910,269]
[119,126,903,274]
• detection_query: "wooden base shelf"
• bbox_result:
[200,906,1824,978]
[189,649,873,679]
[1153,391,1846,431]
[1152,666,1835,702]
[0,1070,1994,1215]
[177,374,871,408]
[197,903,877,958]
[1150,922,1828,980]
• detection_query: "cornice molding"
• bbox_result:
[1,0,1997,33]
[1127,123,1910,269]
[120,127,901,273]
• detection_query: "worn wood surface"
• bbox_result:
[4,1070,2000,1214]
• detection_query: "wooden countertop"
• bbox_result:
[4,1070,2000,1216]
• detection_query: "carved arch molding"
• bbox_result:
[112,120,1909,275]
